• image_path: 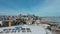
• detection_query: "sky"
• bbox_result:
[0,0,60,16]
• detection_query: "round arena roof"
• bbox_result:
[0,25,46,34]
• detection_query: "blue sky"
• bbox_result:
[0,0,60,16]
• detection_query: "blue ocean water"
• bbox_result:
[48,17,60,26]
[49,18,60,21]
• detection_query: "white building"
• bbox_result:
[0,25,46,34]
[0,21,3,25]
[35,19,41,25]
[41,24,50,28]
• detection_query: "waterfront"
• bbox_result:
[0,0,60,34]
[0,15,60,34]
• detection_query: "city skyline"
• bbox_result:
[0,0,60,16]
